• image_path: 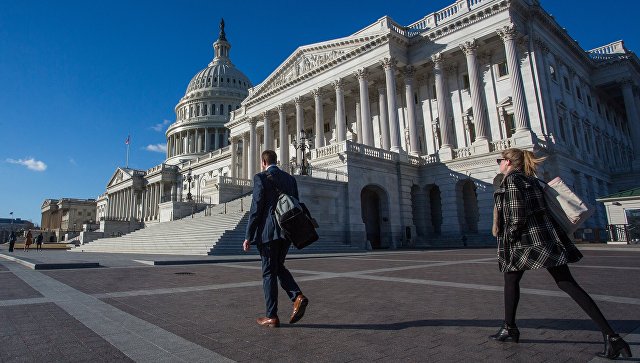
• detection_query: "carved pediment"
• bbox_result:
[248,33,385,101]
[106,168,133,188]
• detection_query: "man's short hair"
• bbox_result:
[261,150,277,165]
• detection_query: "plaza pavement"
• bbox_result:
[0,244,638,362]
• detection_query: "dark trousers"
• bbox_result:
[258,239,301,318]
[504,264,614,335]
[8,241,15,252]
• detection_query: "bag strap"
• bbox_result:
[264,170,284,196]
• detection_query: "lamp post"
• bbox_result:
[292,130,313,175]
[9,211,13,232]
[186,169,193,201]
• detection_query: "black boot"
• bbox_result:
[490,321,520,343]
[597,334,632,359]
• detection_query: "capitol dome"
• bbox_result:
[165,19,251,166]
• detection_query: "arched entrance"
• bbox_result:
[411,185,427,240]
[361,185,388,249]
[426,184,442,234]
[459,179,479,233]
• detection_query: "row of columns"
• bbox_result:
[107,187,136,221]
[167,128,230,158]
[107,182,170,222]
[234,24,533,177]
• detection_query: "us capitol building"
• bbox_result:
[92,0,640,249]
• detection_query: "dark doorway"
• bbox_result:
[361,186,386,249]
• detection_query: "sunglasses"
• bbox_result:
[496,158,508,164]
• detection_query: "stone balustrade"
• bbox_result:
[453,147,472,159]
[217,175,252,187]
[490,139,512,152]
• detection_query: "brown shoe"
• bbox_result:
[256,316,280,327]
[289,294,309,324]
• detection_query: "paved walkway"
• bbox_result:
[0,245,638,362]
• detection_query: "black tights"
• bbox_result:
[504,264,615,335]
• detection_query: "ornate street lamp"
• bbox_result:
[186,169,193,201]
[292,130,313,175]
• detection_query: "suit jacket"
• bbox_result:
[245,165,299,245]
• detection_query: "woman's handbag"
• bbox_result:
[538,177,594,234]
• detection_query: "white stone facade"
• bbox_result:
[99,1,640,248]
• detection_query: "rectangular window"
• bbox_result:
[505,114,516,137]
[324,123,330,133]
[564,76,570,91]
[497,61,509,77]
[462,74,470,90]
[597,103,601,115]
[587,95,592,108]
[549,65,557,81]
[576,86,582,100]
[558,116,566,140]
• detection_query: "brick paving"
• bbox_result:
[0,246,638,362]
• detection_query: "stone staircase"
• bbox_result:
[73,196,365,255]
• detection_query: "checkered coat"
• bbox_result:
[494,171,582,272]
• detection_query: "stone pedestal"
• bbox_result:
[438,147,454,161]
[471,139,491,154]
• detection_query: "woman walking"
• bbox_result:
[24,230,32,252]
[491,148,631,360]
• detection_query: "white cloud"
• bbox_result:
[151,119,171,132]
[6,158,47,171]
[145,144,167,153]
[69,158,77,166]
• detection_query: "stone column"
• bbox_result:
[621,80,640,165]
[460,39,491,152]
[497,24,532,140]
[263,111,272,151]
[432,53,453,155]
[382,58,402,152]
[204,128,209,152]
[213,128,219,150]
[377,84,390,150]
[311,89,325,148]
[277,104,289,166]
[333,79,346,142]
[355,102,362,143]
[403,66,420,155]
[230,137,237,178]
[356,69,374,147]
[242,133,249,179]
[294,97,304,165]
[249,119,257,176]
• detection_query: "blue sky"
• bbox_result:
[1,0,638,224]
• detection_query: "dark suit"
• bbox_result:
[245,165,301,318]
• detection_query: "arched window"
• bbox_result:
[211,103,216,115]
[228,105,232,114]
[196,105,200,116]
[219,104,224,115]
[203,104,207,116]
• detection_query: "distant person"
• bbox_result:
[35,233,43,251]
[492,148,631,359]
[243,150,309,328]
[24,230,32,252]
[8,231,16,252]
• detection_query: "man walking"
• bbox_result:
[35,233,43,251]
[243,150,309,328]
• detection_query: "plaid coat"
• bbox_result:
[494,171,582,272]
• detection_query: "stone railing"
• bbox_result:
[217,175,252,187]
[405,0,489,36]
[346,141,399,161]
[452,147,472,159]
[490,139,512,152]
[589,40,627,55]
[311,142,346,159]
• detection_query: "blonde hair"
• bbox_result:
[502,148,546,177]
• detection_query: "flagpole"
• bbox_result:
[126,143,129,168]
